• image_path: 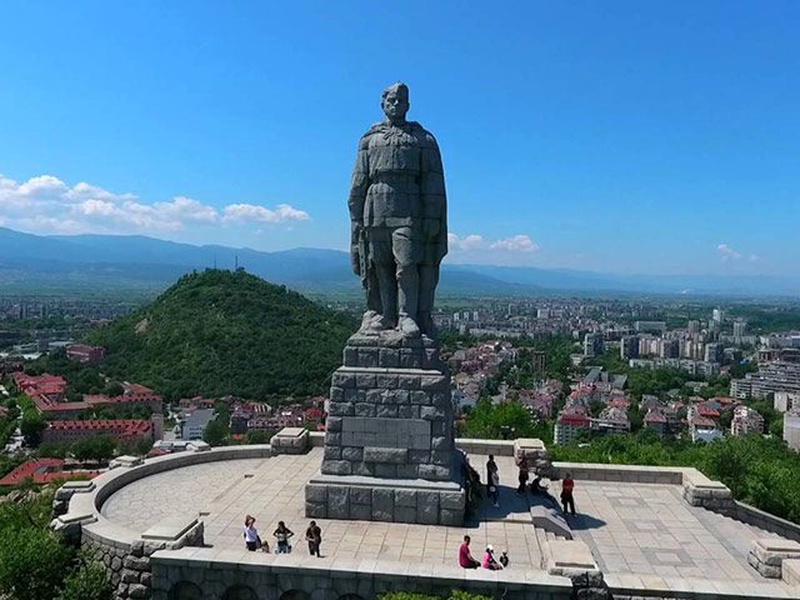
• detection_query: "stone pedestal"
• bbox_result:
[748,538,800,579]
[271,427,309,455]
[306,331,465,525]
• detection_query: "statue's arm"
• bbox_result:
[421,134,448,255]
[348,136,370,223]
[347,136,370,273]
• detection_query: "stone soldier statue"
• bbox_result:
[348,82,448,337]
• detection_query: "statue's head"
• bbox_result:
[381,82,409,125]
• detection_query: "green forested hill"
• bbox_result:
[89,269,356,400]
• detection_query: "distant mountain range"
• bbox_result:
[0,227,797,297]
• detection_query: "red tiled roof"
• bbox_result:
[46,419,152,437]
[0,458,100,487]
[558,412,591,426]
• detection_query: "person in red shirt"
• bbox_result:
[459,535,480,569]
[560,473,576,516]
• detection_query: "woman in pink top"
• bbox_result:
[482,544,502,570]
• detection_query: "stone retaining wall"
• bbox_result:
[81,518,204,599]
[734,501,800,543]
[150,547,573,600]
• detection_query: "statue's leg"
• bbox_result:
[369,227,397,329]
[418,262,440,336]
[393,226,420,336]
[375,263,397,328]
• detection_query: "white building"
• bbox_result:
[774,391,800,413]
[783,411,800,451]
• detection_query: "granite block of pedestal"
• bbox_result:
[305,472,465,526]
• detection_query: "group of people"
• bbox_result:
[517,457,577,516]
[242,516,323,557]
[459,535,508,570]
[484,454,578,517]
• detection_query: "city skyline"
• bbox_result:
[1,1,798,276]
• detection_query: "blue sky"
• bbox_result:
[0,1,798,275]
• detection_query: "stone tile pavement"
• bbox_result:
[100,449,788,587]
[569,480,784,584]
[101,449,544,568]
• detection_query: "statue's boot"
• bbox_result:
[372,314,395,330]
[396,261,420,337]
[360,310,380,332]
[418,311,436,337]
[398,314,421,337]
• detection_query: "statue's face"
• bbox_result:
[382,88,409,123]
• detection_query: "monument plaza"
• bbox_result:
[51,85,800,600]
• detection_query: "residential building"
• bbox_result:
[784,411,800,451]
[688,320,700,336]
[43,419,153,445]
[690,417,724,443]
[733,321,746,344]
[554,409,591,446]
[592,406,631,435]
[774,391,800,413]
[660,339,680,359]
[620,335,639,360]
[730,405,764,437]
[181,409,215,440]
[583,333,602,358]
[531,350,546,375]
[644,408,668,437]
[736,361,800,399]
[704,343,722,364]
[65,343,106,363]
[634,321,667,334]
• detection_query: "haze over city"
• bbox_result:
[1,1,798,276]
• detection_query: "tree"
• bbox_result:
[246,429,275,444]
[20,412,46,447]
[104,381,125,397]
[0,496,74,600]
[71,435,116,463]
[203,418,229,447]
[58,554,113,600]
[462,398,536,440]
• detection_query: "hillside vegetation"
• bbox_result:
[89,269,356,400]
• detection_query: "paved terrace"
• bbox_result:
[100,448,790,593]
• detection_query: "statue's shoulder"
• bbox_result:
[362,121,389,138]
[408,121,439,148]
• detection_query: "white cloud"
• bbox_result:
[448,232,540,255]
[717,243,742,260]
[223,203,309,224]
[0,172,310,236]
[447,233,485,251]
[490,234,539,252]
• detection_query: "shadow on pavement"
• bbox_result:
[568,513,607,530]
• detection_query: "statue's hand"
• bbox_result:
[423,218,440,239]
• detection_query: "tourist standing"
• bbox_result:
[489,468,500,507]
[305,520,322,557]
[486,454,500,506]
[273,521,295,554]
[458,535,480,569]
[243,515,260,552]
[561,473,576,516]
[517,457,529,495]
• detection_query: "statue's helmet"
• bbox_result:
[381,82,409,101]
